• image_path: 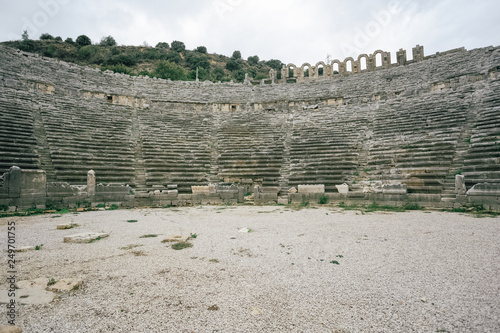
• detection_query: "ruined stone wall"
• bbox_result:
[0,44,499,209]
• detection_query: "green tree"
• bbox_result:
[186,53,210,70]
[265,59,283,71]
[247,55,259,65]
[231,50,241,59]
[22,30,29,41]
[76,35,92,47]
[100,35,117,47]
[171,40,185,53]
[196,46,207,53]
[40,33,54,40]
[64,37,74,44]
[54,36,62,42]
[155,42,169,49]
[153,61,186,80]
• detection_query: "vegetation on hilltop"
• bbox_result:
[2,32,284,83]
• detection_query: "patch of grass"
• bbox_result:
[96,203,105,208]
[330,260,340,265]
[47,278,57,286]
[109,204,119,210]
[127,219,138,223]
[0,204,9,211]
[318,195,328,205]
[140,234,158,238]
[88,236,103,244]
[244,192,252,196]
[172,241,193,250]
[131,250,146,256]
[35,244,44,250]
[189,233,197,239]
[209,259,219,263]
[300,195,309,207]
[120,244,143,250]
[403,202,422,210]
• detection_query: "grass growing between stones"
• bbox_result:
[338,202,422,213]
[140,234,158,238]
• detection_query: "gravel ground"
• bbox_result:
[1,206,499,332]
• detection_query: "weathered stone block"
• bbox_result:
[466,183,500,196]
[278,197,289,205]
[8,166,21,198]
[382,184,407,194]
[192,186,210,195]
[87,170,95,196]
[335,184,348,194]
[298,184,325,194]
[64,232,109,243]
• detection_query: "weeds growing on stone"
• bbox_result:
[47,278,56,286]
[127,219,138,223]
[35,244,44,250]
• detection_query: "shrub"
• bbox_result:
[318,195,328,205]
[40,33,54,40]
[153,61,186,81]
[64,37,75,45]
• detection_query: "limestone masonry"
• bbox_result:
[0,44,499,210]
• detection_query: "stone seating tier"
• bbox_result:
[0,44,499,197]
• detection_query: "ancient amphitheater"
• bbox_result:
[0,44,499,210]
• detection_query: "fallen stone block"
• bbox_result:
[57,223,76,230]
[0,325,23,333]
[0,289,55,305]
[47,278,83,292]
[14,246,37,252]
[64,232,109,243]
[16,277,50,290]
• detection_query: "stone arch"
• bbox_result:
[286,63,297,78]
[344,57,355,74]
[373,50,389,68]
[331,60,341,75]
[358,54,369,71]
[315,61,326,77]
[301,63,312,78]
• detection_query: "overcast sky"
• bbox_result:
[1,0,499,65]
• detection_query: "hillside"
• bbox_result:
[1,34,284,83]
